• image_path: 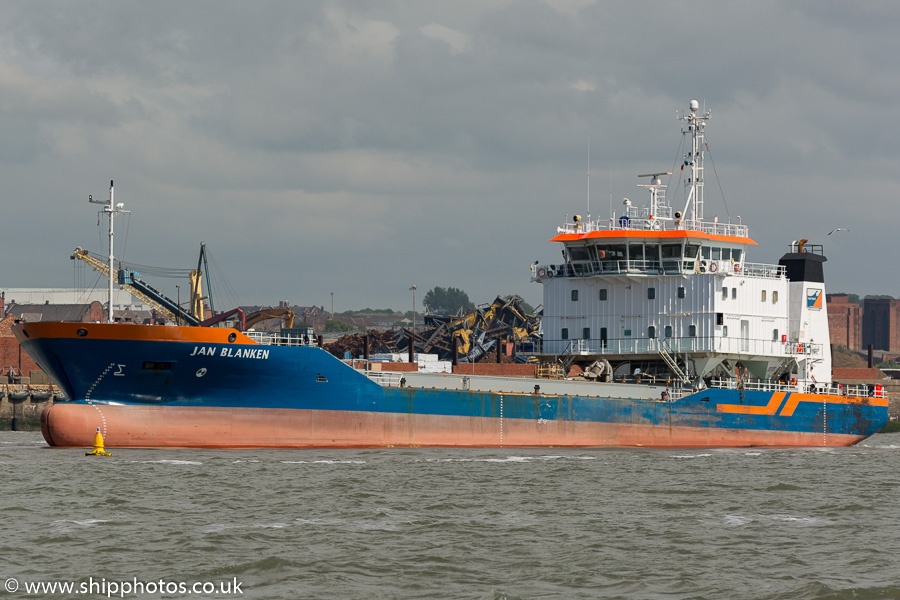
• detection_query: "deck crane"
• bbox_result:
[71,247,199,325]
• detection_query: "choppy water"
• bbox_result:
[1,432,899,600]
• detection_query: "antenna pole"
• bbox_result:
[679,100,710,223]
[107,181,114,323]
[587,139,590,221]
[89,179,130,324]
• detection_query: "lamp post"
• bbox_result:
[330,291,334,320]
[175,285,180,326]
[409,285,417,336]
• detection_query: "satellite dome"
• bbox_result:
[690,100,700,111]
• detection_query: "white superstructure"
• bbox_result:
[533,101,832,390]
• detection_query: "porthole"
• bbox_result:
[77,328,88,337]
[228,332,237,343]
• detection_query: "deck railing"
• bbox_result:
[532,260,784,280]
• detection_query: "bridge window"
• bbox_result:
[733,249,743,262]
[661,244,682,259]
[606,245,626,261]
[685,245,700,259]
[701,246,711,259]
[569,246,591,261]
[721,248,731,261]
[629,244,644,261]
[712,247,721,260]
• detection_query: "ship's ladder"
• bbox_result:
[557,341,577,373]
[659,340,690,383]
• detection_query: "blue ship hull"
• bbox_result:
[14,322,888,448]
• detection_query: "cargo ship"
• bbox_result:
[15,100,888,448]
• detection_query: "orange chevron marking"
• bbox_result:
[717,392,786,415]
[780,393,889,417]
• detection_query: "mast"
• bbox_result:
[88,180,130,323]
[679,100,711,223]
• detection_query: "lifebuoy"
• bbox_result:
[709,262,718,273]
[734,263,741,273]
[537,267,546,278]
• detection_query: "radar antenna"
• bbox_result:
[637,171,672,223]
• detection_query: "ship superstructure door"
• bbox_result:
[740,320,750,353]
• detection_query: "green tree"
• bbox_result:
[505,294,535,315]
[324,319,356,332]
[423,286,475,314]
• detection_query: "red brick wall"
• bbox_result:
[863,298,900,351]
[377,363,419,372]
[452,363,536,377]
[827,295,861,350]
[0,338,39,375]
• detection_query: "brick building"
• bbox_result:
[826,294,861,350]
[862,298,900,352]
[0,297,104,378]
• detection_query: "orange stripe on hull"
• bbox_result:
[778,393,888,417]
[41,403,866,449]
[14,321,255,345]
[717,392,786,415]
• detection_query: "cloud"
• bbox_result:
[1,0,899,311]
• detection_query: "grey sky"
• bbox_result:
[1,1,898,313]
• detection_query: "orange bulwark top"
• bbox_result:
[549,229,758,246]
[13,321,258,345]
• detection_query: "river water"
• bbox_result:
[1,431,898,600]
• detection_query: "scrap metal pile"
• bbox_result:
[390,295,540,362]
[324,296,541,363]
[324,330,398,359]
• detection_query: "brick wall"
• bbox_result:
[826,294,861,350]
[452,363,536,377]
[862,298,900,351]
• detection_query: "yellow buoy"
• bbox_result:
[85,427,111,457]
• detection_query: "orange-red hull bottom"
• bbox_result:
[41,403,865,449]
